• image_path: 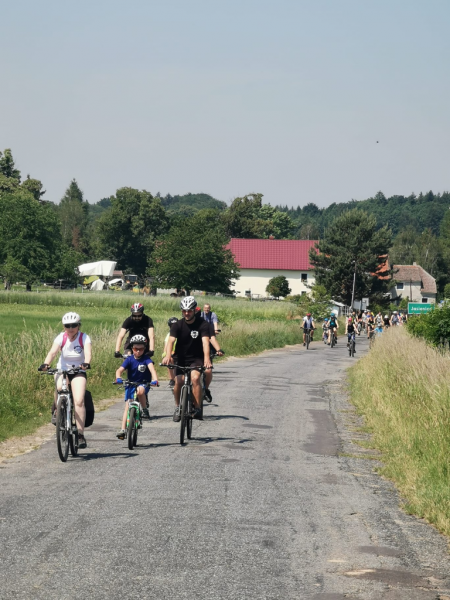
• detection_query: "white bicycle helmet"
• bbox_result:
[180,296,197,310]
[129,334,147,346]
[62,312,81,325]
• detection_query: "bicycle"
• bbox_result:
[348,333,356,357]
[115,353,151,419]
[113,379,156,450]
[38,366,83,462]
[357,322,362,336]
[304,328,312,349]
[161,364,207,445]
[330,329,337,348]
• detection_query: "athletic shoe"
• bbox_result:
[116,429,126,440]
[142,408,150,419]
[169,380,175,388]
[204,389,212,403]
[303,342,306,346]
[78,434,87,449]
[173,407,181,422]
[51,410,57,426]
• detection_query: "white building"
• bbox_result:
[227,238,317,298]
[391,263,437,304]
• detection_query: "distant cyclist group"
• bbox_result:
[302,308,407,353]
[38,296,224,450]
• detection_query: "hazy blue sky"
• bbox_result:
[1,0,449,207]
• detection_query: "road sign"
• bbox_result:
[408,303,433,315]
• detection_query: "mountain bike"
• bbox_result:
[113,380,156,450]
[161,364,206,445]
[368,329,375,349]
[357,322,362,336]
[348,333,356,357]
[304,328,312,349]
[38,366,83,462]
[330,329,337,348]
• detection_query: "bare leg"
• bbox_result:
[71,376,87,435]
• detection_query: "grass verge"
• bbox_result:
[348,327,450,537]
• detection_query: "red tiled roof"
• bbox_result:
[393,264,437,294]
[226,238,317,270]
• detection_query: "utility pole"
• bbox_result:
[351,261,357,311]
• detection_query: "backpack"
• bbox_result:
[61,331,84,350]
[84,390,95,428]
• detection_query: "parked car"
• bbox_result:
[51,280,76,290]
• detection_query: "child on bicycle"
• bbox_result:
[115,335,158,439]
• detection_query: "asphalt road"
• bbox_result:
[1,334,450,600]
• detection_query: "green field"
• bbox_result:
[0,291,302,442]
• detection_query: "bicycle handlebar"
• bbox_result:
[38,366,86,375]
[112,380,159,387]
[159,363,210,372]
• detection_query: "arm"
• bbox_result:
[212,313,219,333]
[148,362,158,382]
[115,328,127,353]
[43,340,62,367]
[115,366,125,380]
[210,335,223,355]
[202,336,212,369]
[162,336,176,365]
[147,327,155,352]
[83,342,92,366]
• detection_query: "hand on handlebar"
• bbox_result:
[114,351,122,358]
[115,377,123,384]
[81,363,90,370]
[38,363,49,372]
[150,380,159,387]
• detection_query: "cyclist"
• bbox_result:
[367,318,375,341]
[162,317,178,388]
[322,317,329,343]
[115,335,158,439]
[162,296,212,422]
[115,303,155,358]
[345,317,357,351]
[401,312,408,324]
[375,311,383,329]
[390,311,400,326]
[39,312,91,449]
[327,312,339,345]
[201,303,219,334]
[302,313,315,346]
[383,313,390,329]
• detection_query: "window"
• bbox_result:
[301,273,307,282]
[422,297,428,303]
[396,282,404,290]
[301,291,306,296]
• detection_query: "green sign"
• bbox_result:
[408,303,433,314]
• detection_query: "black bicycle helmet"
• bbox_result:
[131,303,144,314]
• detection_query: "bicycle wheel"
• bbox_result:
[128,407,136,450]
[56,396,69,462]
[331,333,335,348]
[186,390,193,440]
[306,332,310,350]
[352,340,355,357]
[180,386,188,445]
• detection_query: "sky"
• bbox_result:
[1,0,449,208]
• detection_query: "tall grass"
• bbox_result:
[0,291,293,323]
[348,327,450,536]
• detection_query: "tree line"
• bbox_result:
[1,147,448,301]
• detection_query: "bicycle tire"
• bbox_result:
[186,389,192,440]
[180,386,188,445]
[56,396,69,462]
[133,426,138,447]
[128,407,136,450]
[331,334,335,348]
[306,332,310,350]
[69,430,79,457]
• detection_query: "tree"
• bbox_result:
[0,149,21,181]
[21,175,46,201]
[222,193,294,239]
[150,209,240,294]
[266,276,291,298]
[58,179,89,252]
[444,284,450,299]
[95,187,168,276]
[288,284,332,321]
[310,209,393,306]
[0,189,62,284]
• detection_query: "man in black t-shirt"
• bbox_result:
[115,303,155,357]
[162,296,212,420]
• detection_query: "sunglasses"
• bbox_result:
[64,324,79,329]
[132,347,145,352]
[132,315,142,319]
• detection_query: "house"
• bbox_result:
[226,238,318,298]
[391,263,437,305]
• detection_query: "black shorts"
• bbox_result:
[68,372,87,382]
[175,357,203,377]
